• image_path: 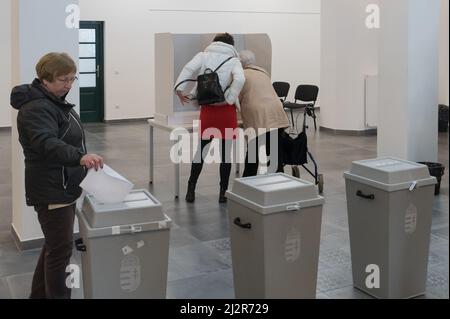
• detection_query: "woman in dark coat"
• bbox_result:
[10,52,103,299]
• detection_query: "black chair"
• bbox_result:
[283,85,319,131]
[272,81,290,103]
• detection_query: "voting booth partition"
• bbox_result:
[154,33,272,126]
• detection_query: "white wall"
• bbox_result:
[11,0,79,243]
[2,1,447,127]
[320,0,379,131]
[439,0,449,106]
[79,0,321,121]
[0,0,12,127]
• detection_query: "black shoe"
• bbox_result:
[219,187,227,203]
[185,182,196,203]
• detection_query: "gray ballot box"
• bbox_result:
[226,173,324,299]
[344,157,437,299]
[76,189,172,299]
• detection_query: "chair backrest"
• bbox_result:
[272,82,290,102]
[294,85,319,104]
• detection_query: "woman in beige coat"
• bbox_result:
[238,50,290,177]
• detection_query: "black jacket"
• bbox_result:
[10,78,87,206]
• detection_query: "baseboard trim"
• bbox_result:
[104,117,152,124]
[319,126,377,136]
[10,225,44,251]
[10,225,80,251]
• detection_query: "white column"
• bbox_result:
[377,0,440,161]
[439,0,449,106]
[11,0,79,247]
[0,0,12,128]
[320,0,379,132]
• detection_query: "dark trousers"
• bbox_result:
[30,204,75,299]
[243,128,285,177]
[189,139,233,189]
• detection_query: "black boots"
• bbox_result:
[185,182,196,203]
[186,182,227,204]
[219,187,227,203]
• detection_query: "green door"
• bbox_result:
[79,21,104,123]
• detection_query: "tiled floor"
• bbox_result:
[0,114,448,299]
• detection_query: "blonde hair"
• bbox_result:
[35,52,77,82]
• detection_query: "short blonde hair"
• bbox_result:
[35,52,77,82]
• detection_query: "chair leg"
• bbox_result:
[312,109,317,131]
[290,109,295,130]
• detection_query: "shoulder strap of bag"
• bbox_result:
[213,56,234,73]
[244,67,270,77]
[174,57,234,91]
[211,57,235,96]
[174,78,196,92]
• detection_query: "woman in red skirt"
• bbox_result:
[175,33,245,203]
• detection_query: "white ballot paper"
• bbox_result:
[80,164,134,204]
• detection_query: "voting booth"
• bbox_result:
[154,33,272,125]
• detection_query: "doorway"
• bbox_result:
[79,21,104,123]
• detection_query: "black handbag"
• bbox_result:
[280,131,308,166]
[175,57,234,105]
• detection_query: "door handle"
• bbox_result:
[96,65,100,78]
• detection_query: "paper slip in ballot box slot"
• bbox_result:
[226,173,324,299]
[79,164,134,204]
[76,189,172,299]
[344,157,437,299]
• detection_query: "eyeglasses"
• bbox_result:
[55,76,78,84]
